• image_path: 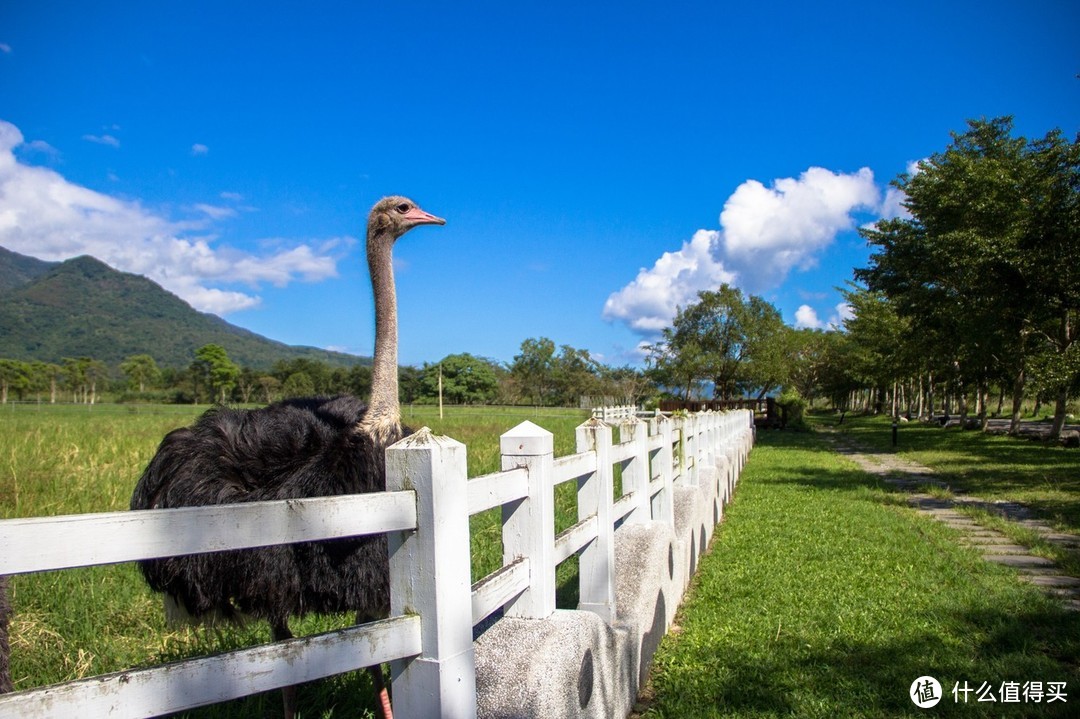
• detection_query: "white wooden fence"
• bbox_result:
[0,409,753,718]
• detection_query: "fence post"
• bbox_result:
[681,414,697,487]
[575,418,616,622]
[500,420,556,619]
[386,428,476,719]
[619,417,651,525]
[653,415,675,527]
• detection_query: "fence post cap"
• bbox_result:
[500,420,553,455]
[388,426,465,451]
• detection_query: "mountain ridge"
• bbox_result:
[0,246,369,369]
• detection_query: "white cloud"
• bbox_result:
[83,133,120,148]
[193,203,237,220]
[604,166,880,336]
[877,159,923,221]
[833,301,854,327]
[191,143,209,156]
[719,167,879,290]
[794,304,823,329]
[795,302,853,331]
[0,43,11,54]
[602,229,736,333]
[0,119,340,315]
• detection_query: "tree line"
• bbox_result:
[0,338,651,408]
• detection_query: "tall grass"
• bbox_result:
[0,403,589,716]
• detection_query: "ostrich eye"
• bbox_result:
[395,203,410,213]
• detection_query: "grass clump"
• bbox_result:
[642,429,1079,718]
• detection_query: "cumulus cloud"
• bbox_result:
[602,229,736,333]
[191,143,209,155]
[794,302,854,330]
[0,119,340,315]
[603,166,880,336]
[720,167,878,289]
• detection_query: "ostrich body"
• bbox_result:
[130,196,444,718]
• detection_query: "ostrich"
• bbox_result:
[130,196,445,719]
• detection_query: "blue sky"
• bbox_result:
[1,1,1077,368]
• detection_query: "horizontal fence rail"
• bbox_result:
[0,407,754,719]
[0,492,418,575]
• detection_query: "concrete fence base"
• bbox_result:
[473,449,739,718]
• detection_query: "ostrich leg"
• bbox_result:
[271,622,298,719]
[368,663,394,719]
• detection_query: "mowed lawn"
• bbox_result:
[641,427,1080,718]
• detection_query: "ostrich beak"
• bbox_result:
[403,206,446,227]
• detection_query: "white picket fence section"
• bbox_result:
[0,408,753,719]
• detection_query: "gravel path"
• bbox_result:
[819,429,1080,611]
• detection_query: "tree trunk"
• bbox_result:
[1050,388,1068,440]
[1049,309,1075,440]
[1009,367,1024,435]
[977,381,989,431]
[916,377,925,420]
[926,372,935,421]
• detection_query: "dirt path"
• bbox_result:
[818,428,1080,611]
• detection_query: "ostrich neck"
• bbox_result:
[362,236,402,443]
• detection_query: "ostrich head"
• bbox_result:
[367,196,446,242]
[361,196,445,445]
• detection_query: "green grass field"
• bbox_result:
[4,405,1078,717]
[0,403,589,717]
[641,421,1080,718]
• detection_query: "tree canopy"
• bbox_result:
[646,285,790,400]
[857,117,1079,435]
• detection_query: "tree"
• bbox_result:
[120,354,162,393]
[551,345,603,406]
[0,359,29,404]
[419,354,500,404]
[511,337,558,406]
[647,285,787,400]
[193,344,240,404]
[840,284,912,415]
[858,117,1080,436]
[786,329,832,404]
[281,371,315,398]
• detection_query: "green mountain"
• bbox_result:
[0,246,57,293]
[0,247,369,369]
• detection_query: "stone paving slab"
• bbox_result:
[1022,574,1080,588]
[975,544,1033,555]
[819,428,1080,611]
[984,554,1057,569]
